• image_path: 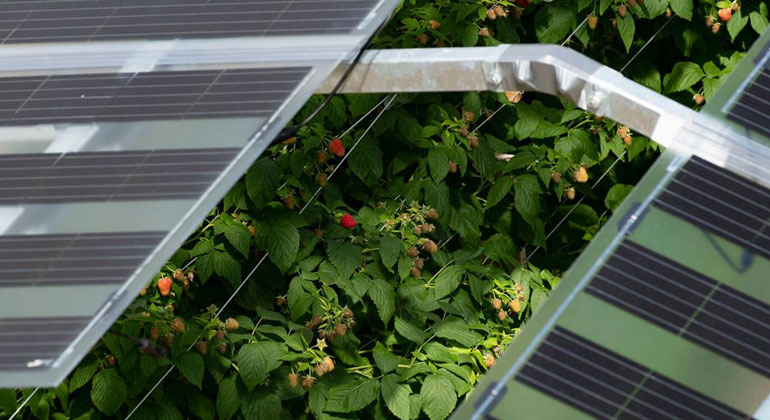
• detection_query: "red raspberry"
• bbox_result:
[718,8,732,21]
[340,213,356,229]
[157,277,172,296]
[329,138,345,157]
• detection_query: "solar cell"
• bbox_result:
[0,0,381,44]
[726,63,770,138]
[517,327,755,420]
[587,240,770,379]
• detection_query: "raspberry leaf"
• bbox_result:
[324,379,380,413]
[420,374,457,420]
[91,369,127,415]
[382,375,412,420]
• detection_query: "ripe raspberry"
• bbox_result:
[340,213,356,229]
[225,317,240,332]
[106,354,116,366]
[334,324,348,336]
[706,16,715,27]
[509,299,522,314]
[173,269,184,282]
[449,161,458,174]
[494,5,506,16]
[217,343,227,355]
[276,296,286,307]
[552,171,562,183]
[693,94,705,105]
[491,298,502,310]
[288,373,300,388]
[718,8,732,21]
[415,259,425,270]
[329,138,345,157]
[588,15,598,29]
[196,340,208,355]
[469,135,479,149]
[150,327,161,341]
[322,357,335,373]
[506,91,523,103]
[712,22,721,33]
[486,8,497,20]
[484,354,496,368]
[573,165,589,183]
[566,187,576,200]
[283,195,295,209]
[427,208,439,219]
[171,317,186,333]
[497,310,507,321]
[429,20,441,30]
[422,240,438,254]
[478,27,490,38]
[411,267,422,278]
[618,5,627,17]
[302,377,315,390]
[416,33,429,45]
[157,276,172,296]
[317,173,328,187]
[317,150,329,164]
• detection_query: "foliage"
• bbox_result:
[2,0,759,419]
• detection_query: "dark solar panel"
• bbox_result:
[517,327,753,420]
[0,0,380,44]
[587,240,770,378]
[0,231,165,287]
[0,317,91,370]
[726,66,770,138]
[0,148,239,204]
[655,156,770,261]
[0,68,309,126]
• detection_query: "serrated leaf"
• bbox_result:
[514,174,541,225]
[222,221,251,257]
[349,136,383,183]
[328,241,364,279]
[668,0,693,20]
[427,148,450,183]
[433,320,482,347]
[237,342,285,390]
[461,24,479,46]
[217,376,241,420]
[245,159,279,206]
[751,5,769,34]
[605,184,634,211]
[727,8,749,40]
[462,92,482,116]
[91,370,127,415]
[382,375,411,420]
[325,379,380,413]
[70,356,98,392]
[212,251,241,283]
[188,392,216,420]
[373,343,401,374]
[368,277,395,323]
[348,94,382,117]
[420,374,456,420]
[287,276,314,320]
[379,235,402,269]
[534,2,576,44]
[394,317,427,344]
[434,266,464,300]
[663,62,704,94]
[616,13,635,53]
[241,390,280,420]
[513,104,541,139]
[0,390,18,415]
[263,218,299,272]
[175,352,205,388]
[486,176,514,208]
[190,239,214,257]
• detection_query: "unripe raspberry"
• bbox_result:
[411,267,422,278]
[413,226,422,235]
[427,208,439,220]
[566,187,576,200]
[422,240,438,254]
[416,33,429,45]
[618,4,627,17]
[712,22,722,33]
[163,333,175,348]
[449,161,458,173]
[469,135,479,149]
[506,91,523,103]
[276,296,286,307]
[459,126,470,137]
[249,225,256,236]
[302,377,315,390]
[173,269,184,282]
[573,165,588,183]
[344,307,354,319]
[215,331,226,340]
[706,16,715,27]
[334,324,348,336]
[171,317,186,333]
[478,27,490,38]
[196,340,208,355]
[429,20,441,30]
[106,354,116,366]
[150,327,161,341]
[407,247,419,258]
[288,373,300,388]
[314,364,326,377]
[415,259,425,270]
[422,223,434,234]
[509,299,522,314]
[282,136,297,145]
[497,310,507,321]
[434,40,445,48]
[588,15,598,30]
[627,0,637,7]
[317,150,329,164]
[693,94,705,105]
[322,357,335,373]
[314,228,324,238]
[486,8,497,20]
[225,317,240,332]
[484,354,496,368]
[491,298,502,310]
[515,284,524,292]
[551,171,562,183]
[312,315,323,327]
[316,173,328,187]
[665,7,672,18]
[139,287,147,296]
[494,5,506,16]
[283,195,295,209]
[217,343,227,355]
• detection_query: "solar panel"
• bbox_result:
[725,55,770,139]
[0,0,400,388]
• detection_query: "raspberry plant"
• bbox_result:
[1,0,762,419]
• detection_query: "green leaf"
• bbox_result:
[513,104,541,139]
[368,277,396,323]
[461,24,479,46]
[241,391,281,420]
[373,343,401,374]
[433,320,482,347]
[262,217,299,272]
[427,148,450,183]
[434,266,464,300]
[91,370,127,415]
[217,376,241,420]
[751,4,769,34]
[325,379,380,413]
[382,375,411,420]
[395,317,427,344]
[420,374,457,420]
[176,352,205,388]
[70,356,99,392]
[668,0,693,20]
[288,276,315,320]
[462,92,482,116]
[212,251,241,283]
[328,241,364,279]
[605,184,634,211]
[727,8,749,40]
[486,176,514,208]
[514,174,541,224]
[349,137,383,183]
[222,220,251,257]
[188,393,216,420]
[379,235,402,269]
[398,116,422,142]
[348,94,382,117]
[534,2,577,44]
[237,342,285,390]
[616,13,635,53]
[245,159,279,205]
[0,390,18,415]
[663,62,704,94]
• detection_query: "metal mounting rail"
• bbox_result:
[318,45,770,191]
